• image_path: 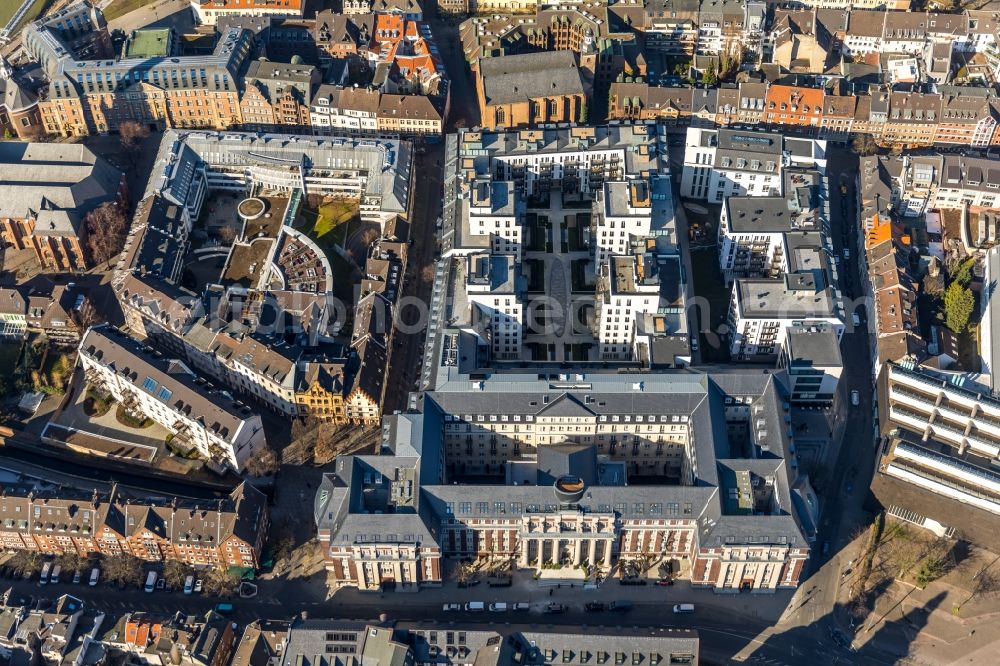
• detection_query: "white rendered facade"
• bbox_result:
[78,325,266,471]
[309,98,379,137]
[598,255,660,360]
[681,127,827,203]
[190,1,305,26]
[728,278,844,360]
[466,253,524,360]
[593,180,654,267]
[468,180,523,259]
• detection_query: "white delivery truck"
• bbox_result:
[40,561,52,585]
[144,571,157,593]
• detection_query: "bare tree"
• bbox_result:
[86,202,129,266]
[267,525,296,571]
[244,445,279,477]
[162,560,190,589]
[852,134,879,157]
[9,551,42,576]
[119,120,150,155]
[314,422,344,464]
[55,552,85,574]
[201,567,240,597]
[101,554,145,588]
[217,224,237,245]
[456,561,477,585]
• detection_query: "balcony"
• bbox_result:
[890,386,938,413]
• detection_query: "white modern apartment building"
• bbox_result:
[466,253,523,360]
[729,273,844,360]
[77,325,267,471]
[778,325,843,404]
[717,175,827,282]
[593,179,660,266]
[680,127,827,203]
[468,179,523,259]
[443,124,688,368]
[598,254,661,360]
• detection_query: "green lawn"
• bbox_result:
[101,0,156,21]
[0,0,50,34]
[0,0,21,30]
[300,200,359,249]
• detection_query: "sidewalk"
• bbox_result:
[254,564,796,628]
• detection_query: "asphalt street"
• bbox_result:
[0,576,866,666]
[382,141,444,414]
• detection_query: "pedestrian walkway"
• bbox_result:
[270,566,799,627]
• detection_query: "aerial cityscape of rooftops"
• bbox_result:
[5,0,1000,664]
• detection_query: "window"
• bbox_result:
[142,377,157,392]
[158,387,172,401]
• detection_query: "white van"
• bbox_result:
[672,604,695,614]
[488,602,508,612]
[512,603,530,611]
[184,575,194,595]
[50,565,61,584]
[144,571,157,593]
[464,602,485,612]
[40,562,52,585]
[89,568,100,587]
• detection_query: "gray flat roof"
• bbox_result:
[785,326,842,367]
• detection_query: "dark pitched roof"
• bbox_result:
[479,51,585,106]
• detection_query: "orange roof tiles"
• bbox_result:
[765,85,825,116]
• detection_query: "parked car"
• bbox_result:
[39,562,52,586]
[584,602,605,612]
[673,604,695,614]
[609,601,632,612]
[542,603,566,614]
[89,568,100,587]
[194,579,203,593]
[442,603,462,612]
[851,390,860,406]
[464,602,485,612]
[184,576,194,595]
[72,570,82,585]
[50,565,61,584]
[144,571,157,593]
[214,603,234,615]
[655,578,674,586]
[512,603,530,611]
[488,602,508,612]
